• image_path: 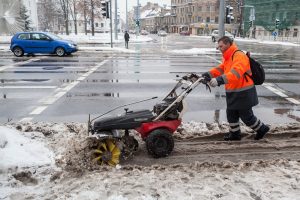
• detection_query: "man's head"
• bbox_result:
[217,36,233,54]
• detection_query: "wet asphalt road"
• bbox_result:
[0,34,299,124]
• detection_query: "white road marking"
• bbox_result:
[204,55,222,64]
[20,58,111,122]
[262,83,288,98]
[205,55,300,106]
[0,58,40,72]
[0,86,56,89]
[30,106,48,115]
[19,117,33,122]
[286,98,300,105]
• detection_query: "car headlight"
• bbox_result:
[68,43,75,48]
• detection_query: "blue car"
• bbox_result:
[10,32,78,57]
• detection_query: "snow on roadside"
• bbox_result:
[0,122,300,199]
[0,126,54,172]
[0,33,153,44]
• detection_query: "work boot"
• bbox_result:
[254,124,270,140]
[224,131,241,141]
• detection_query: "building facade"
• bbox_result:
[170,0,240,35]
[244,0,300,42]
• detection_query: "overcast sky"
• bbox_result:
[118,0,171,20]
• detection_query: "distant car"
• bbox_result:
[10,32,78,57]
[211,30,234,42]
[141,30,149,35]
[179,31,190,36]
[158,30,167,37]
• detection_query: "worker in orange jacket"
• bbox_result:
[202,36,269,141]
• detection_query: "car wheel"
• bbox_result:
[55,47,65,57]
[13,47,24,57]
[212,37,216,42]
[146,129,174,158]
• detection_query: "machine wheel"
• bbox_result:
[13,47,24,57]
[92,138,121,166]
[146,129,174,158]
[55,47,65,57]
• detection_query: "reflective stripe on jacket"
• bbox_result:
[208,43,258,109]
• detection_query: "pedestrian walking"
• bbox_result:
[124,31,130,49]
[202,36,269,141]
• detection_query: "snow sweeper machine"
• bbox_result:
[87,73,210,166]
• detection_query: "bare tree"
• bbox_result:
[58,0,70,35]
[69,0,78,34]
[76,0,102,35]
[77,0,89,35]
[38,0,61,32]
[90,0,95,36]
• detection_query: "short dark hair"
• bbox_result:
[218,36,233,45]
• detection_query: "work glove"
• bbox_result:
[209,78,218,87]
[209,77,225,87]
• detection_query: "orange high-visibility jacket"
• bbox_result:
[208,43,258,109]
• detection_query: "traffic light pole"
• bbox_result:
[114,0,118,40]
[218,0,225,38]
[126,0,128,31]
[110,0,113,48]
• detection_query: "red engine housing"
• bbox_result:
[135,119,181,139]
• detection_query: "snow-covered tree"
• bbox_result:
[20,4,31,31]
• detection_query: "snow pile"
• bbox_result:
[0,126,54,172]
[175,121,256,139]
[1,122,300,199]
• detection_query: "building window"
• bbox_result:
[101,23,104,27]
[96,23,98,27]
[285,29,290,37]
[206,17,210,23]
[198,6,202,11]
[293,29,298,37]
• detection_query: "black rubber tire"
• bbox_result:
[13,47,24,57]
[146,129,174,158]
[55,47,65,57]
[212,37,216,42]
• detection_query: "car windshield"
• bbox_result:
[46,33,62,40]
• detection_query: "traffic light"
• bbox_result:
[275,19,280,28]
[225,5,233,24]
[225,6,229,23]
[249,21,252,27]
[101,1,109,18]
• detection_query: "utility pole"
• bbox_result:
[91,0,94,36]
[110,0,113,48]
[136,0,140,36]
[218,0,225,38]
[114,0,118,40]
[126,0,128,31]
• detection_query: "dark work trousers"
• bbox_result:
[226,108,263,134]
[125,40,129,49]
